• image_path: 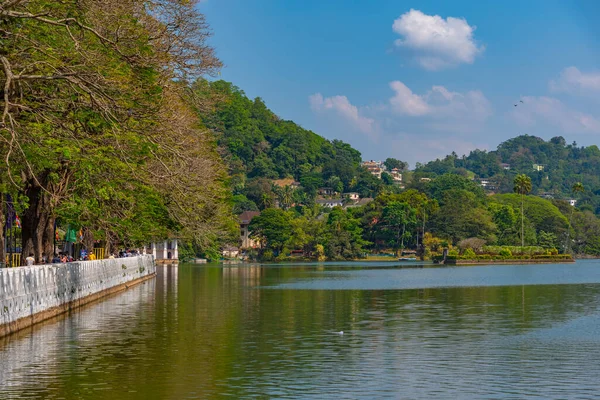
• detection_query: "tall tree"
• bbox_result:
[1,0,230,262]
[514,174,532,247]
[381,201,416,255]
[383,158,408,172]
[278,185,294,210]
[249,208,292,255]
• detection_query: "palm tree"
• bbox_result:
[513,174,532,247]
[572,182,584,197]
[261,193,273,209]
[279,185,294,210]
[565,182,584,253]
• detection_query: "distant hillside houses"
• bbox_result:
[533,163,545,172]
[474,178,499,192]
[316,198,344,208]
[362,160,403,185]
[361,160,384,179]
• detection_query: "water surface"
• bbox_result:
[2,260,600,399]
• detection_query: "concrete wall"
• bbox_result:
[0,255,155,337]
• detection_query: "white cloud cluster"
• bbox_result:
[309,93,376,135]
[388,81,429,116]
[550,66,600,94]
[512,96,600,134]
[388,81,492,125]
[392,9,484,70]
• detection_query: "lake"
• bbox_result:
[2,260,600,399]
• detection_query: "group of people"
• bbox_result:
[118,249,141,258]
[23,251,97,266]
[5,248,143,267]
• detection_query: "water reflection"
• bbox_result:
[1,262,600,399]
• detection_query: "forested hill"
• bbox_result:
[414,135,600,213]
[195,80,381,211]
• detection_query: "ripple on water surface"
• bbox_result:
[1,262,600,399]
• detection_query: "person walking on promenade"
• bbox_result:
[25,253,35,266]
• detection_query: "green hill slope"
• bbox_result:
[414,135,600,213]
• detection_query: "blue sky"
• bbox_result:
[200,0,600,166]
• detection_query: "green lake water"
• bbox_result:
[2,260,600,399]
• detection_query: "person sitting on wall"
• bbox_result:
[89,251,96,261]
[52,253,61,263]
[60,253,67,263]
[25,253,35,266]
[41,252,48,264]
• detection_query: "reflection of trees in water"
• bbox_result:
[182,265,600,397]
[2,265,600,399]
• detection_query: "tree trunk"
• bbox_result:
[42,216,56,261]
[105,231,115,257]
[400,223,406,252]
[83,227,94,254]
[21,177,53,265]
[521,194,525,248]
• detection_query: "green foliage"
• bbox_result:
[430,189,496,244]
[0,0,233,259]
[249,208,293,253]
[537,230,559,249]
[381,201,417,254]
[462,248,477,258]
[232,195,259,215]
[381,172,394,186]
[424,174,486,205]
[414,135,600,214]
[514,174,532,196]
[492,194,569,239]
[499,248,512,257]
[195,80,390,212]
[383,158,408,172]
[198,80,365,192]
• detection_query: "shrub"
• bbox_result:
[261,250,274,261]
[458,238,486,253]
[462,248,477,258]
[499,248,512,257]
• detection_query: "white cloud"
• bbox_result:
[549,66,600,94]
[309,82,492,163]
[392,9,484,70]
[389,81,430,116]
[388,81,492,127]
[512,96,600,134]
[309,93,376,135]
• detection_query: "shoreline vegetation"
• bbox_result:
[4,3,600,267]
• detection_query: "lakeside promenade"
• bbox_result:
[0,255,156,338]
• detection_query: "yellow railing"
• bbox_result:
[93,248,105,259]
[3,249,107,267]
[6,253,21,267]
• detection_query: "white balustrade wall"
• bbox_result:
[0,255,155,331]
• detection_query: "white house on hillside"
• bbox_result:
[316,198,343,208]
